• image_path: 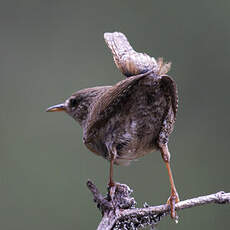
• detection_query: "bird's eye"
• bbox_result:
[69,98,78,107]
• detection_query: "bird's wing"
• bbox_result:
[160,75,178,117]
[83,71,152,143]
[157,75,178,147]
[104,32,158,77]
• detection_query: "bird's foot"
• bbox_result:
[107,182,136,211]
[108,181,117,200]
[108,180,115,188]
[167,190,180,222]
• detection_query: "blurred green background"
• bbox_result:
[1,0,229,229]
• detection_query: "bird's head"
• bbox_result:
[46,86,111,127]
[46,91,91,127]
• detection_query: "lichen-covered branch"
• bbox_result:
[86,180,230,230]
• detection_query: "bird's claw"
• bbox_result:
[108,182,117,200]
[167,190,180,221]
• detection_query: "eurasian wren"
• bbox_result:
[46,32,180,219]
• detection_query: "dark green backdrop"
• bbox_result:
[1,0,229,229]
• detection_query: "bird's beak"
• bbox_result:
[46,103,66,112]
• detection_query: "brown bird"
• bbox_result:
[46,32,180,219]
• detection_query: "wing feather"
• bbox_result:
[84,70,154,143]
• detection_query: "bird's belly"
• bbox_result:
[114,143,157,166]
[111,118,160,165]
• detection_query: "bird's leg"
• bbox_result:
[160,144,180,220]
[109,156,115,187]
[108,149,117,200]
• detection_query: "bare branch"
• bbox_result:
[86,180,230,230]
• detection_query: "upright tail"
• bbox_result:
[104,32,158,77]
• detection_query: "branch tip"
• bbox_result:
[86,180,230,230]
